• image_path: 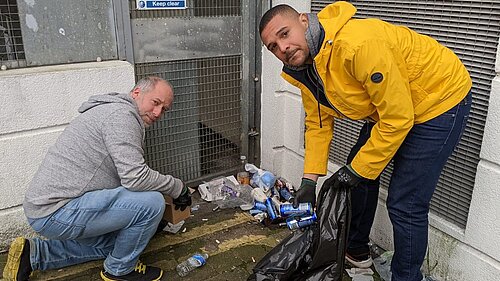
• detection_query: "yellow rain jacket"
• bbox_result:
[281,2,472,179]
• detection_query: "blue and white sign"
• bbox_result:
[136,1,187,10]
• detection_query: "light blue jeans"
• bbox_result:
[27,186,165,276]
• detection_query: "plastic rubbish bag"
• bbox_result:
[245,164,276,192]
[198,177,232,202]
[372,251,393,281]
[213,177,254,210]
[248,174,351,281]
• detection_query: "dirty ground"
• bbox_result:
[0,193,381,280]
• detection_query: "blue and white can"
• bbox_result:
[279,187,294,202]
[265,198,278,220]
[279,203,313,217]
[253,202,268,212]
[286,213,317,230]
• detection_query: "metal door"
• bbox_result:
[123,0,260,185]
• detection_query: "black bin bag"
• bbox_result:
[248,176,351,281]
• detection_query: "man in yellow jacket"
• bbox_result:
[260,2,471,280]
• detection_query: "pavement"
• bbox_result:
[0,193,382,281]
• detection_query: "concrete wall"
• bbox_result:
[0,61,135,251]
[259,1,500,280]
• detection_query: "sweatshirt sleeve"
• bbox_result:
[102,109,183,198]
[348,39,414,179]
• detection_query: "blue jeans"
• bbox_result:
[27,186,165,276]
[347,93,471,281]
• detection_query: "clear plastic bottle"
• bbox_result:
[237,155,250,185]
[176,253,209,277]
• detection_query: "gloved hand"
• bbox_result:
[330,164,363,189]
[173,186,192,211]
[293,178,317,208]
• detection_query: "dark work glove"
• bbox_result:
[173,186,192,211]
[293,178,317,208]
[331,164,363,189]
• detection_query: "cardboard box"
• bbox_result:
[163,195,191,224]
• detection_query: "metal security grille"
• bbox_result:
[129,0,247,185]
[136,55,242,184]
[0,0,25,68]
[130,0,241,18]
[313,0,500,228]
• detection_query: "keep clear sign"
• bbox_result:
[136,0,187,10]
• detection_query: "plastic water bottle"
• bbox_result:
[176,253,209,277]
[237,155,250,185]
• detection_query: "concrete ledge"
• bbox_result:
[0,207,37,251]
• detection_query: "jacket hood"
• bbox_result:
[78,92,136,113]
[317,1,356,41]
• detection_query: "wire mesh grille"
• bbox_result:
[0,0,25,68]
[130,0,241,19]
[136,55,242,183]
[316,0,500,228]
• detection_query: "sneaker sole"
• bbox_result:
[3,237,26,281]
[345,254,373,269]
[100,270,164,281]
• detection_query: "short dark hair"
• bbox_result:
[259,4,299,35]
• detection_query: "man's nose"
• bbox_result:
[277,41,288,53]
[153,107,162,117]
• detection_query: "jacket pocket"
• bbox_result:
[409,79,428,108]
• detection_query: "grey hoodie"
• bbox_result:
[24,92,183,219]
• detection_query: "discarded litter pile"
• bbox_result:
[198,163,316,230]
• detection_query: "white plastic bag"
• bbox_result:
[245,163,276,192]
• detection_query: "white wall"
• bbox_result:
[259,1,500,280]
[0,61,135,251]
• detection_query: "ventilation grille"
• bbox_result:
[0,0,25,68]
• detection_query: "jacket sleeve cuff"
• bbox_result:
[346,164,363,179]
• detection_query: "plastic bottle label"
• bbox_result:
[192,254,206,266]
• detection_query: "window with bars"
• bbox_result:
[312,0,500,229]
[0,0,25,68]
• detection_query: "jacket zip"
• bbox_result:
[312,62,346,119]
[313,40,376,124]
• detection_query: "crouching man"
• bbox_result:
[3,76,191,281]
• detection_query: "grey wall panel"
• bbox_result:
[17,0,118,66]
[131,17,241,63]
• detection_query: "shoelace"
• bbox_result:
[134,261,147,274]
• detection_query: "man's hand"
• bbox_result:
[173,186,192,211]
[293,178,317,208]
[330,165,363,189]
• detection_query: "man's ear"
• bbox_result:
[299,13,309,28]
[131,87,141,99]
